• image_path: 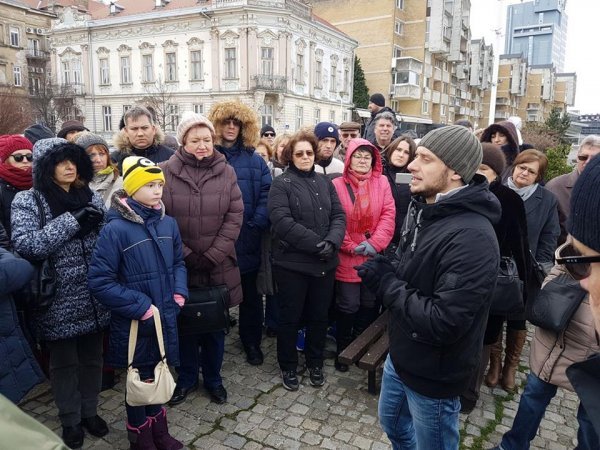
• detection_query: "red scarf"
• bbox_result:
[0,163,32,190]
[346,168,373,235]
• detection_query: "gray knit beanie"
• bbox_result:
[74,132,109,151]
[418,125,482,183]
[568,155,600,252]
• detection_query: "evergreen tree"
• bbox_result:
[353,57,369,109]
[545,107,571,143]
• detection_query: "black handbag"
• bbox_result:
[29,191,57,313]
[529,250,547,290]
[526,272,587,333]
[489,257,524,315]
[178,285,230,335]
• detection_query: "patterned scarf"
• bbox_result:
[346,168,373,235]
[0,163,32,190]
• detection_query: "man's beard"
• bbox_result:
[412,168,451,200]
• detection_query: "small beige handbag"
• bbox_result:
[126,305,176,406]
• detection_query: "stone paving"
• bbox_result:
[21,320,581,449]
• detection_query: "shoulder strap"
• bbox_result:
[128,305,167,367]
[32,191,46,228]
[345,182,355,204]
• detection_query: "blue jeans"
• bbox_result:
[176,331,225,390]
[500,372,600,450]
[378,355,460,450]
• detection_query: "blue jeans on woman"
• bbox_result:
[378,355,461,450]
[499,372,599,450]
[175,331,225,390]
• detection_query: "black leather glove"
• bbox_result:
[316,240,334,260]
[185,253,215,272]
[72,205,103,229]
[355,255,395,293]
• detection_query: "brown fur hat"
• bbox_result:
[208,100,260,149]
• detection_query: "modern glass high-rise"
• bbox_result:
[505,0,567,71]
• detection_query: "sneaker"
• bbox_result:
[295,328,306,352]
[281,370,299,391]
[308,366,325,387]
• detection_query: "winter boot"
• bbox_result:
[335,310,355,372]
[501,329,527,393]
[126,419,156,450]
[149,407,183,450]
[484,334,503,388]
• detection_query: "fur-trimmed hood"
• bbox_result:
[112,126,165,154]
[32,138,94,191]
[107,189,165,224]
[208,100,260,149]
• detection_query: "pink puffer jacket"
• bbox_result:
[332,139,396,283]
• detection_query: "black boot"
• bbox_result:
[335,310,355,372]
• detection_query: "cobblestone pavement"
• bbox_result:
[21,322,580,449]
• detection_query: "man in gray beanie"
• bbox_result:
[357,124,501,448]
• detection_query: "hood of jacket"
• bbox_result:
[481,121,519,152]
[342,138,383,180]
[208,100,260,149]
[112,126,165,154]
[32,138,94,191]
[372,106,396,119]
[106,189,165,225]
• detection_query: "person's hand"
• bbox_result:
[198,255,215,271]
[355,255,395,292]
[174,294,185,307]
[140,307,154,321]
[316,240,334,260]
[71,204,102,229]
[355,241,377,256]
[184,253,199,269]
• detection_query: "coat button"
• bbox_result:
[412,332,417,338]
[316,193,319,195]
[319,207,322,210]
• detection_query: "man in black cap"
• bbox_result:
[357,125,501,448]
[57,120,88,141]
[260,124,276,146]
[363,93,401,144]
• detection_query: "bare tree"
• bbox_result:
[0,88,32,135]
[139,77,176,131]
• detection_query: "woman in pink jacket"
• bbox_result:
[332,138,396,372]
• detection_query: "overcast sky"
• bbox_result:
[470,0,598,114]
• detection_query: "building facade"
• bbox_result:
[504,0,567,71]
[47,0,356,141]
[493,53,527,123]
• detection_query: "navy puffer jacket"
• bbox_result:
[88,193,187,368]
[217,143,272,274]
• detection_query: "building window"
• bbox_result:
[9,27,19,47]
[261,47,274,76]
[395,20,404,35]
[120,56,131,84]
[296,53,304,84]
[392,71,420,85]
[343,66,350,93]
[329,110,335,123]
[13,66,22,86]
[99,58,110,85]
[72,60,82,85]
[193,104,203,114]
[29,76,40,95]
[314,108,320,124]
[28,38,40,56]
[295,106,303,130]
[165,52,177,82]
[343,111,349,122]
[330,63,337,92]
[167,104,179,132]
[123,105,131,114]
[62,61,71,84]
[103,106,112,131]
[315,60,322,88]
[396,0,404,8]
[441,104,446,116]
[260,104,273,127]
[142,54,154,82]
[224,47,237,79]
[190,50,202,80]
[422,101,429,114]
[394,46,403,58]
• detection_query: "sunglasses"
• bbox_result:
[293,150,315,158]
[262,132,275,137]
[11,153,33,162]
[577,155,589,162]
[555,242,600,280]
[341,132,359,138]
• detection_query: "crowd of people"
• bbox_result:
[1,92,600,450]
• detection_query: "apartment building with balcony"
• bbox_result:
[0,0,55,96]
[47,0,356,140]
[517,64,555,122]
[552,72,576,113]
[312,0,494,130]
[493,53,527,123]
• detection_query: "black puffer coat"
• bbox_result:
[268,164,346,277]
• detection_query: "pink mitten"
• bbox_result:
[140,307,154,321]
[174,294,185,307]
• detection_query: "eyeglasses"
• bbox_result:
[11,153,33,163]
[352,154,372,161]
[263,132,275,137]
[577,155,589,162]
[515,164,537,176]
[341,132,359,138]
[555,242,600,280]
[224,118,242,127]
[293,150,315,158]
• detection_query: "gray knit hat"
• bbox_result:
[568,155,600,253]
[74,132,109,151]
[418,125,482,183]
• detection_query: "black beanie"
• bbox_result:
[24,123,55,144]
[568,155,600,252]
[260,124,275,136]
[369,93,385,108]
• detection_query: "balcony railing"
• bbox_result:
[26,49,50,59]
[390,84,421,100]
[495,111,509,120]
[527,103,540,111]
[252,75,287,92]
[56,83,85,96]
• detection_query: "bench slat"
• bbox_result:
[357,332,389,371]
[338,310,388,365]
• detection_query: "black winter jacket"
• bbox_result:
[268,164,346,277]
[382,162,411,245]
[363,107,402,144]
[375,175,501,398]
[0,179,18,238]
[113,144,174,173]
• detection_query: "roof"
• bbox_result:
[88,0,198,19]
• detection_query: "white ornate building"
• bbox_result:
[48,0,357,141]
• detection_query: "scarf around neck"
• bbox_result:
[0,164,32,190]
[346,168,373,235]
[507,177,539,201]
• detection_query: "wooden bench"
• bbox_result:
[338,310,389,394]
